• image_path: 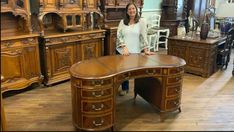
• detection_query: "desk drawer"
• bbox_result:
[168,67,184,75]
[167,75,182,85]
[82,99,112,113]
[116,68,162,82]
[82,78,113,87]
[81,87,113,99]
[82,113,112,129]
[166,85,181,97]
[165,97,180,110]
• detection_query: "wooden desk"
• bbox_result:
[168,35,226,77]
[70,54,186,131]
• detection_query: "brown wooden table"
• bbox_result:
[168,34,226,77]
[70,54,186,131]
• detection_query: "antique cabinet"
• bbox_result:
[39,30,105,85]
[1,0,42,92]
[168,35,226,77]
[37,0,106,85]
[160,0,187,36]
[100,0,144,55]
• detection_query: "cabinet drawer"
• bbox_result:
[166,85,181,98]
[81,87,113,99]
[82,78,113,87]
[165,97,180,110]
[82,113,112,129]
[168,67,184,75]
[167,75,182,85]
[1,37,37,49]
[82,99,112,113]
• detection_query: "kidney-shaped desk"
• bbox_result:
[70,54,186,131]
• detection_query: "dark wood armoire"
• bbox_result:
[160,0,188,36]
[1,0,42,92]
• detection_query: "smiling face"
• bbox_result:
[127,4,137,19]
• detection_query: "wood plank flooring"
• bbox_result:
[2,49,234,131]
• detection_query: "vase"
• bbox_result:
[200,22,209,40]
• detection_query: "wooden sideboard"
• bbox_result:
[168,35,226,77]
[39,30,105,85]
[1,0,42,92]
[70,54,186,131]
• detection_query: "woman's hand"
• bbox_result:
[122,46,130,55]
[144,48,155,55]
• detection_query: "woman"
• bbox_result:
[116,2,154,96]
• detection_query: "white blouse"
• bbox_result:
[116,19,149,54]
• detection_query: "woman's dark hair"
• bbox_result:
[123,2,140,25]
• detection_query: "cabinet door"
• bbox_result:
[23,46,41,79]
[168,45,186,61]
[187,47,206,68]
[79,39,102,60]
[46,43,75,77]
[1,48,24,83]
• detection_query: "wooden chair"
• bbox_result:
[217,28,233,70]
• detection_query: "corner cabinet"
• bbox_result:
[39,30,105,86]
[1,35,42,92]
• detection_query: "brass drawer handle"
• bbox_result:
[146,69,156,75]
[92,80,104,86]
[175,77,180,81]
[173,101,179,106]
[175,89,180,93]
[92,91,104,97]
[92,103,104,111]
[92,119,104,127]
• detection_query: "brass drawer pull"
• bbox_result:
[92,80,104,86]
[173,101,179,106]
[92,119,104,127]
[92,91,104,97]
[92,103,104,111]
[175,89,179,93]
[175,77,180,81]
[146,69,156,75]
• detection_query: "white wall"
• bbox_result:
[141,0,162,24]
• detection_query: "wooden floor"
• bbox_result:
[2,49,234,131]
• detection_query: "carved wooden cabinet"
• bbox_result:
[168,35,226,77]
[1,0,42,92]
[40,30,105,85]
[160,0,187,36]
[70,54,186,131]
[37,0,106,85]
